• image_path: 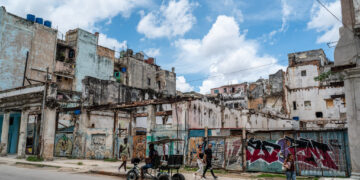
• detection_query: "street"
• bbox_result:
[0,164,122,180]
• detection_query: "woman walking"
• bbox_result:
[194,145,204,177]
[283,154,296,180]
[118,137,130,172]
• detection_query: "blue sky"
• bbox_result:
[1,0,342,94]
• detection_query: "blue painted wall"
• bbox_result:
[0,7,33,91]
[74,29,114,92]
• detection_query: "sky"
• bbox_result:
[1,0,342,94]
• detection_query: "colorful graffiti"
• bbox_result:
[225,137,243,171]
[247,137,339,170]
[188,137,205,166]
[133,135,146,160]
[246,131,349,177]
[88,134,107,159]
[55,134,73,157]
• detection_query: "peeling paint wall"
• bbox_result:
[73,29,114,92]
[0,7,57,91]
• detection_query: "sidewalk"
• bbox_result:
[0,156,251,180]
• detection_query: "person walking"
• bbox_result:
[283,154,296,180]
[202,143,218,179]
[118,137,130,172]
[194,144,204,177]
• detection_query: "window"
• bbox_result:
[325,99,334,108]
[232,87,235,93]
[304,101,311,107]
[315,112,323,118]
[223,88,227,93]
[234,103,239,108]
[214,89,219,94]
[157,81,161,89]
[301,70,306,76]
[147,78,151,86]
[293,101,297,110]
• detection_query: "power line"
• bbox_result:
[186,63,276,83]
[315,0,354,33]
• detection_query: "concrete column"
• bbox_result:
[0,111,10,156]
[344,67,360,179]
[147,105,156,134]
[41,108,56,160]
[17,109,30,158]
[76,109,89,158]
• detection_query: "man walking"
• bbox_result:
[202,143,218,179]
[118,137,130,172]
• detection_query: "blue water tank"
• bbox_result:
[121,67,127,72]
[26,14,35,22]
[44,20,52,28]
[35,17,43,24]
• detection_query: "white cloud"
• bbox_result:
[206,0,244,23]
[307,0,342,43]
[98,33,127,55]
[137,0,196,39]
[176,76,194,92]
[144,48,160,57]
[1,0,151,34]
[267,0,292,40]
[172,15,285,94]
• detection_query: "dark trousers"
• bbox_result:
[203,161,216,178]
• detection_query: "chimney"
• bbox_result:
[95,32,99,45]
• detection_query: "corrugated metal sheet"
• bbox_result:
[245,130,350,177]
[225,136,243,171]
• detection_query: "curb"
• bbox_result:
[14,161,61,168]
[89,170,127,177]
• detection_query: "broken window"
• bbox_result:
[223,88,227,93]
[315,112,323,118]
[325,99,334,108]
[301,70,306,76]
[231,87,235,93]
[147,78,151,86]
[157,81,161,89]
[293,101,297,110]
[304,101,311,108]
[234,103,239,108]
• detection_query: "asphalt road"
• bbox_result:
[0,164,123,180]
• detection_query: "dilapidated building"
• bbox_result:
[286,49,346,128]
[0,6,354,178]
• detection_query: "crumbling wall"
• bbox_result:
[74,29,114,92]
[287,64,320,89]
[82,76,161,106]
[0,8,56,91]
[287,86,346,121]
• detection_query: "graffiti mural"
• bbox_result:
[209,138,225,168]
[188,137,205,166]
[225,137,243,171]
[55,134,73,157]
[133,135,146,160]
[246,131,350,177]
[88,134,107,159]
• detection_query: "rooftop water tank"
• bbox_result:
[35,17,43,24]
[26,14,35,22]
[44,20,52,28]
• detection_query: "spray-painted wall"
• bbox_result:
[74,29,114,92]
[246,130,350,177]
